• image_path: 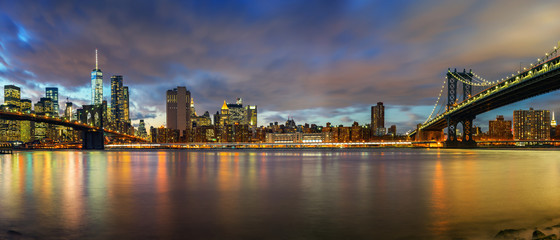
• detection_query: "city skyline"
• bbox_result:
[2,1,560,133]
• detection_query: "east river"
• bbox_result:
[1,149,560,239]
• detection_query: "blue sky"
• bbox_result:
[1,0,560,133]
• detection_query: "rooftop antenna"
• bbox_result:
[95,48,98,70]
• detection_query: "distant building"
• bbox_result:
[166,87,191,138]
[247,105,257,128]
[4,85,21,110]
[219,100,229,126]
[193,111,212,127]
[123,86,129,122]
[371,102,385,136]
[91,49,103,105]
[150,126,180,143]
[0,85,21,142]
[513,108,550,140]
[20,99,32,113]
[65,102,73,120]
[45,87,59,116]
[137,120,148,139]
[110,76,131,133]
[489,115,512,140]
[35,98,54,116]
[227,98,246,124]
[266,132,332,143]
[388,125,397,136]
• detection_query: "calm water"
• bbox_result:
[1,149,560,239]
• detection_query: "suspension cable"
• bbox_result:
[424,77,447,124]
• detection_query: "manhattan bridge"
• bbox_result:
[409,42,560,147]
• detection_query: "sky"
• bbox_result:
[1,0,560,133]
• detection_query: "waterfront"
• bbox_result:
[1,149,560,239]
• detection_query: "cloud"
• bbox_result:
[1,0,560,132]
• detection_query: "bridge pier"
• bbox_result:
[461,116,477,147]
[444,116,477,148]
[83,130,104,150]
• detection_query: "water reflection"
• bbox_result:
[1,149,560,239]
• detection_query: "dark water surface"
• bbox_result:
[1,149,560,239]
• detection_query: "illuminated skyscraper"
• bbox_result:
[111,75,124,123]
[91,49,103,105]
[247,105,257,127]
[371,102,385,136]
[65,102,73,120]
[123,86,129,122]
[227,98,246,124]
[137,119,147,139]
[20,99,32,112]
[166,87,191,137]
[110,75,130,132]
[4,85,21,110]
[220,100,230,126]
[46,87,59,116]
[552,112,557,127]
[1,85,21,141]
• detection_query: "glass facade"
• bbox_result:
[46,87,59,116]
[91,69,103,105]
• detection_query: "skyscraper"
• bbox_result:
[123,86,129,122]
[4,85,21,110]
[46,87,59,116]
[247,105,257,127]
[20,99,32,112]
[220,100,229,126]
[111,75,124,123]
[1,85,21,141]
[137,119,147,139]
[91,49,103,105]
[110,75,130,132]
[371,102,385,136]
[227,98,247,124]
[65,102,73,120]
[166,87,191,136]
[513,108,550,140]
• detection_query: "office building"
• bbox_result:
[19,99,31,112]
[193,111,212,127]
[513,108,550,140]
[110,75,131,132]
[227,98,246,124]
[91,49,103,105]
[247,105,257,127]
[489,115,512,140]
[388,125,397,136]
[45,87,59,116]
[371,102,385,136]
[137,120,148,139]
[65,102,73,120]
[219,100,230,126]
[111,75,124,123]
[166,87,191,137]
[4,85,20,110]
[123,86,129,121]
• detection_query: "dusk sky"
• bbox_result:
[2,0,560,133]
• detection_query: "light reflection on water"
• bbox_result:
[1,149,560,239]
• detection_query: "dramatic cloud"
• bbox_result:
[1,0,560,133]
